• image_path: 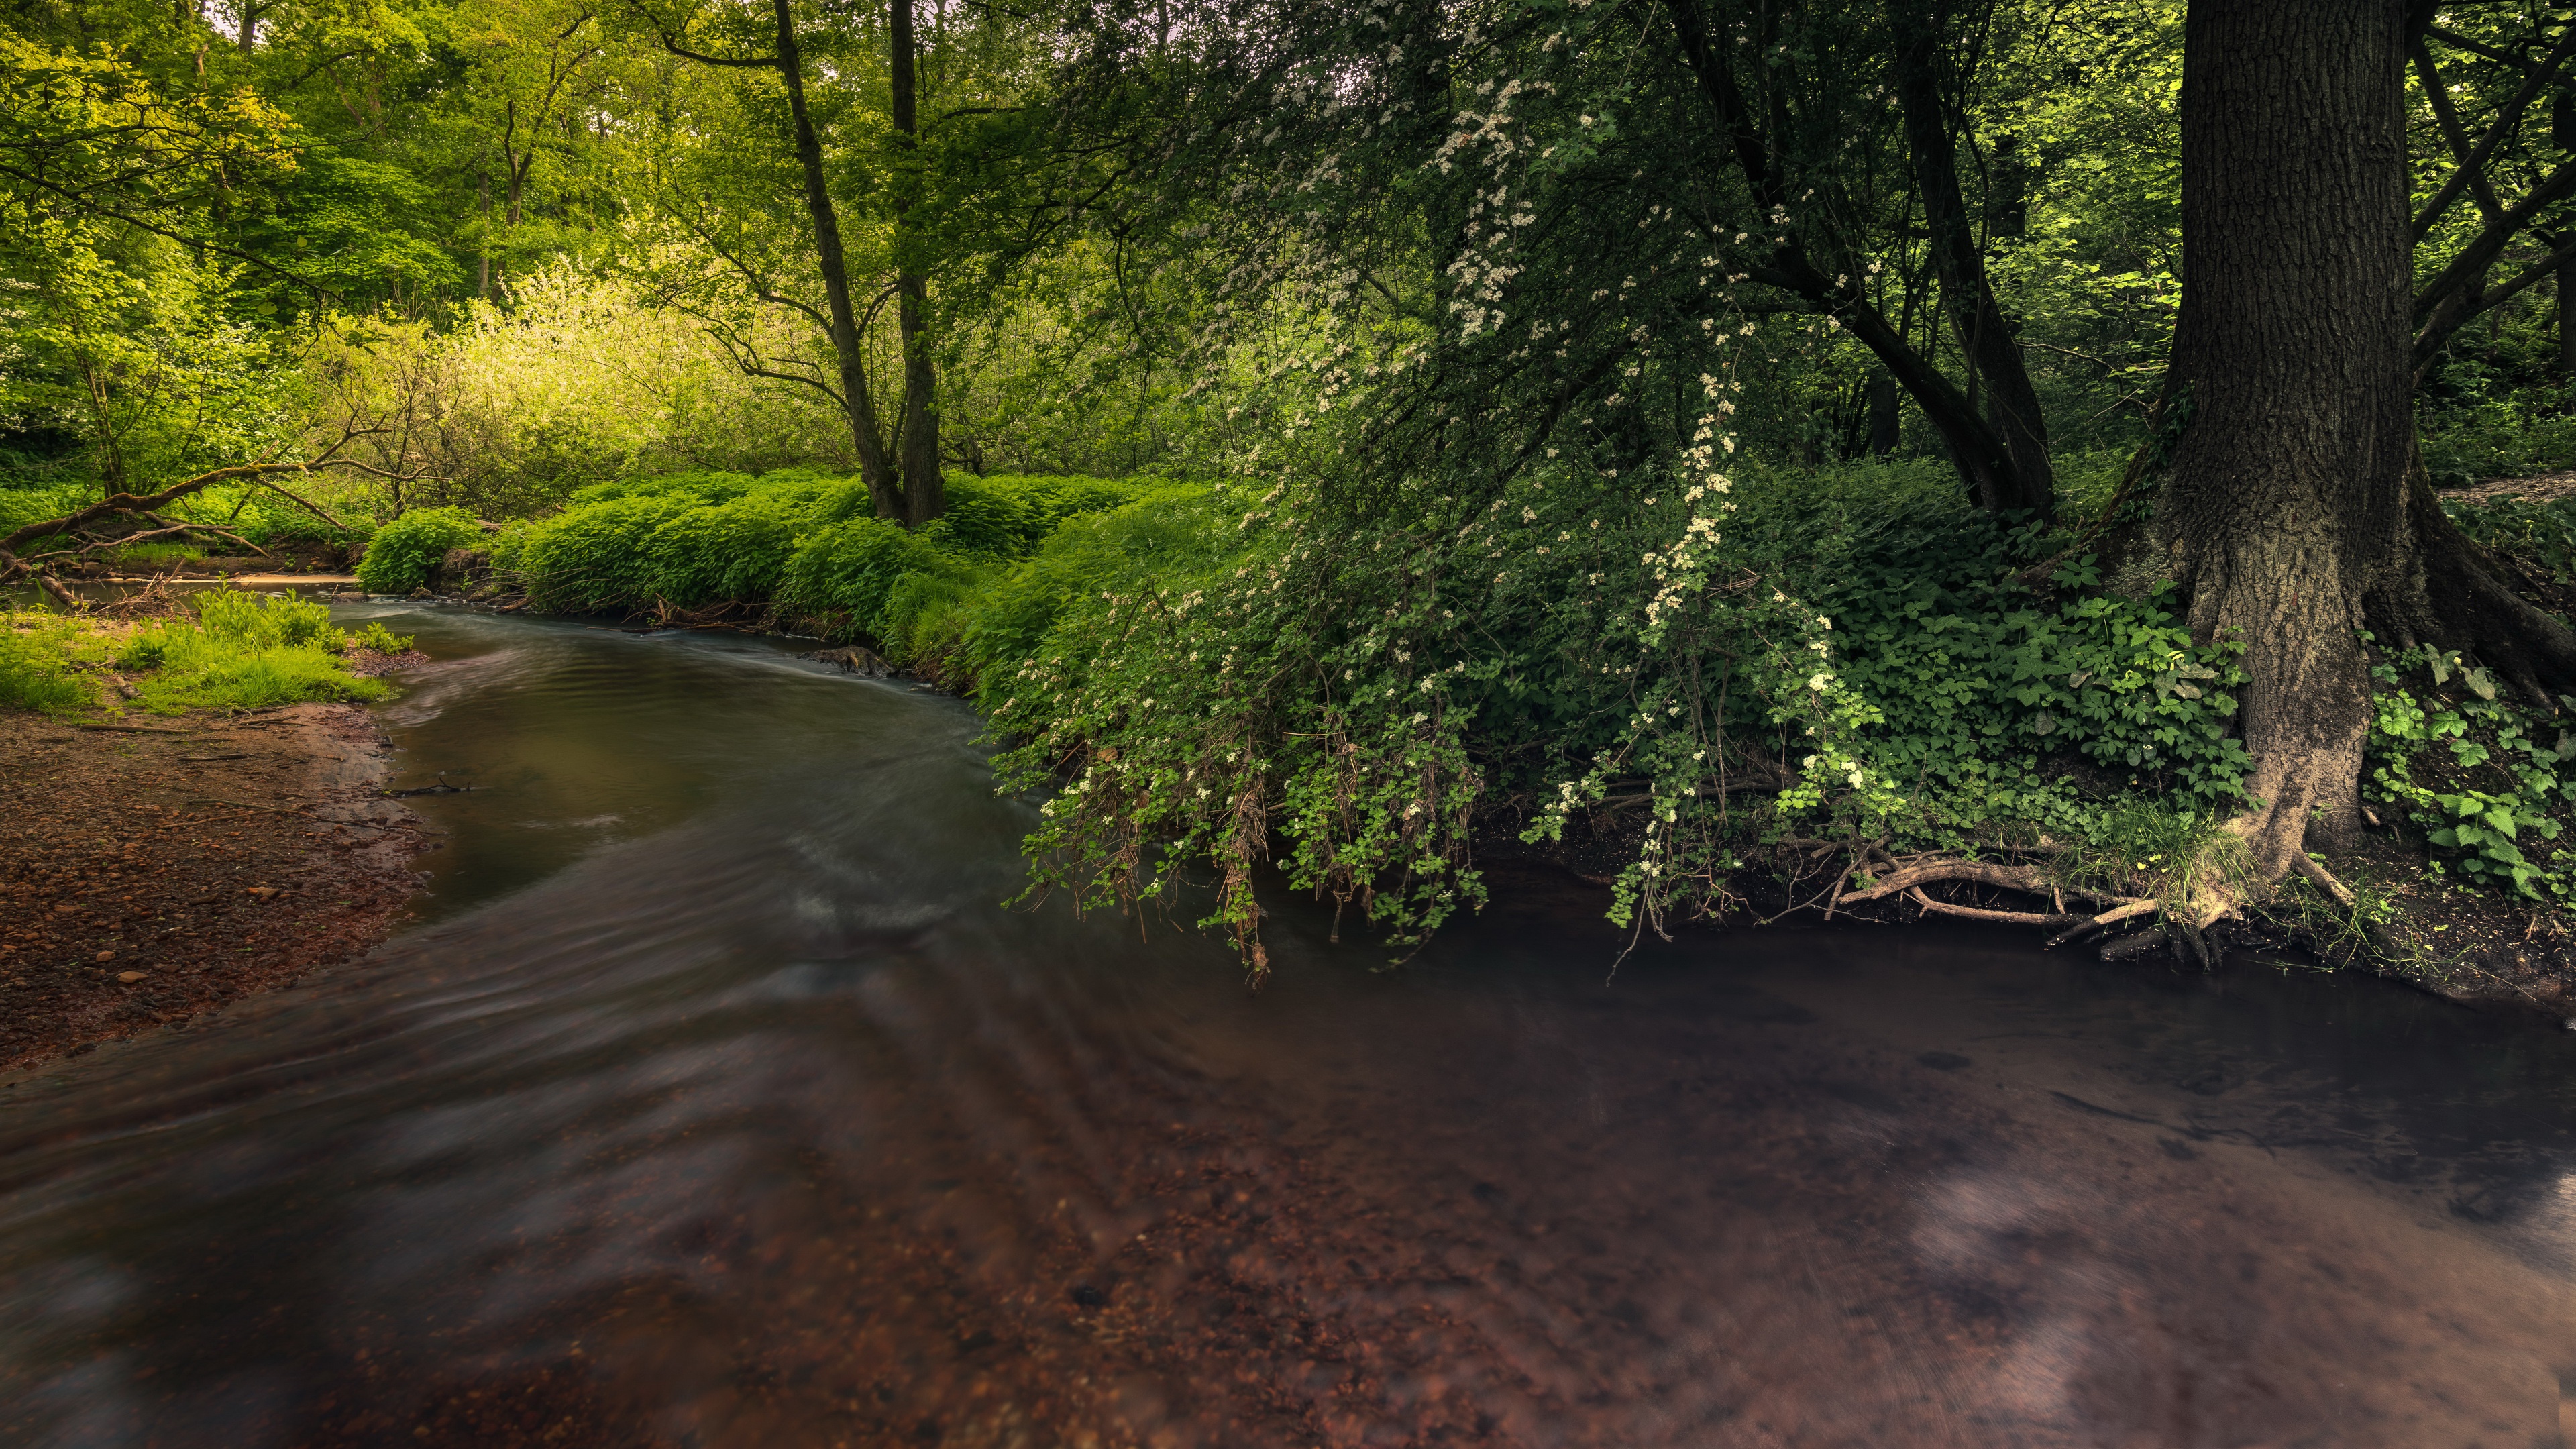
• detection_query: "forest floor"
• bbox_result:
[0,643,432,1079]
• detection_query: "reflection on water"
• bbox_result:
[3,603,2575,1447]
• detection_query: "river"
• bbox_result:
[3,603,2573,1447]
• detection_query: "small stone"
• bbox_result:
[95,950,115,963]
[117,971,145,983]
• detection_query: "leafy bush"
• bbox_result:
[358,506,486,592]
[2367,644,2576,900]
[494,469,1181,649]
[351,620,415,653]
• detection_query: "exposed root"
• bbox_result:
[1905,886,2082,929]
[2291,850,2357,908]
[2042,898,2161,949]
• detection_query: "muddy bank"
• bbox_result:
[0,701,429,1076]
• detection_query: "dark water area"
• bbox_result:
[5,604,2576,1447]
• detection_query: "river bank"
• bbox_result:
[6,606,2574,1447]
[392,554,2576,1031]
[0,599,434,1076]
[0,701,429,1075]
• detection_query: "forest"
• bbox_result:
[9,0,2576,986]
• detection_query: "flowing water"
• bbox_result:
[5,604,2576,1448]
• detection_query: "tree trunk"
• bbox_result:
[1866,370,1900,457]
[2561,256,2575,376]
[2164,0,2576,891]
[1666,0,2045,518]
[1894,9,2053,517]
[890,0,945,526]
[770,0,903,519]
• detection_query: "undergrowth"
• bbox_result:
[359,451,2576,977]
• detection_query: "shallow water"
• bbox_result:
[4,604,2575,1448]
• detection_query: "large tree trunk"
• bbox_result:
[2165,0,2576,891]
[889,0,945,527]
[1894,8,2053,517]
[771,0,904,520]
[2160,0,2413,881]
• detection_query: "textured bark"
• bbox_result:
[2165,0,2576,890]
[890,0,945,527]
[770,0,903,520]
[1894,11,2053,517]
[2161,0,2412,879]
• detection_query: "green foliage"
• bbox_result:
[2444,489,2576,585]
[2418,377,2576,488]
[351,621,415,654]
[121,589,389,714]
[358,508,486,593]
[0,612,89,712]
[2366,643,2576,901]
[494,470,1184,648]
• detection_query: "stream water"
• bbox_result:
[5,604,2576,1447]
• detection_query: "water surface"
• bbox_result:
[4,604,2573,1448]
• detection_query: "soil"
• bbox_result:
[0,680,432,1077]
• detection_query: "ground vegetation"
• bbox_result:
[12,0,2576,1008]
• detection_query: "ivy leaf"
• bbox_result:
[2030,710,2058,736]
[2463,666,2498,701]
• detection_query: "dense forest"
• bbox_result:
[9,0,2576,979]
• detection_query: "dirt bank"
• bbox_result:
[0,700,429,1076]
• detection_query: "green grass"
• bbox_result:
[113,541,205,567]
[120,589,391,713]
[0,613,94,712]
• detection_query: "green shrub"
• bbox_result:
[352,621,415,653]
[358,507,486,593]
[492,469,1191,657]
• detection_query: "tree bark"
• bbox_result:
[889,0,945,527]
[770,0,904,519]
[1894,9,2054,517]
[1865,369,1900,457]
[2164,0,2576,891]
[2561,254,2575,376]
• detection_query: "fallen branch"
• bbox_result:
[76,722,195,735]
